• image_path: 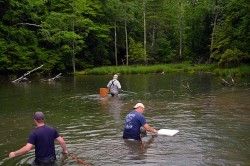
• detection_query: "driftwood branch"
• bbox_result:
[231,76,235,85]
[157,89,176,96]
[50,73,62,81]
[40,73,62,82]
[12,65,44,83]
[221,79,230,86]
[221,76,235,87]
[15,23,41,28]
[182,82,192,92]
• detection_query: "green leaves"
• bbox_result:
[129,37,146,64]
[211,0,250,67]
[0,0,249,73]
[218,48,249,67]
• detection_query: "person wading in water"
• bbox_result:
[9,112,68,165]
[107,74,122,97]
[123,103,158,142]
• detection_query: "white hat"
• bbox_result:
[133,103,145,109]
[113,74,118,79]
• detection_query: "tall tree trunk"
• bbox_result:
[210,0,218,58]
[72,4,76,73]
[143,0,147,64]
[72,21,76,72]
[114,22,118,66]
[72,39,75,72]
[179,0,183,58]
[151,23,155,53]
[125,20,129,66]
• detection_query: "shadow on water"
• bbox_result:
[0,74,250,165]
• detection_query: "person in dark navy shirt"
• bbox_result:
[123,103,158,141]
[9,112,68,165]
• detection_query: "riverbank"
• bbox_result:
[75,64,250,77]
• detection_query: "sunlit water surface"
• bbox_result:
[0,73,249,166]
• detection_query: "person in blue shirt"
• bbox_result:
[9,112,68,165]
[107,74,122,97]
[123,103,158,141]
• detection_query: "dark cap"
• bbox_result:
[33,112,45,121]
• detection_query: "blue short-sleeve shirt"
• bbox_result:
[123,110,146,140]
[28,125,59,161]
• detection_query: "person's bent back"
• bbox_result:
[123,103,157,141]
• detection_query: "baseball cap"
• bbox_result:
[113,74,118,79]
[33,112,45,121]
[133,103,145,109]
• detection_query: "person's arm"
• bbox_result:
[56,136,68,154]
[9,143,33,159]
[143,124,157,134]
[107,81,111,89]
[116,81,122,93]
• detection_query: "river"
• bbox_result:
[0,73,249,166]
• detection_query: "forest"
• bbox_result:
[0,0,249,74]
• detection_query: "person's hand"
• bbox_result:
[9,152,15,159]
[153,129,158,134]
[62,150,68,155]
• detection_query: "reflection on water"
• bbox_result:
[0,74,250,165]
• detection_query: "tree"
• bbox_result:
[0,0,48,72]
[210,0,250,67]
[121,1,138,66]
[143,0,147,64]
[210,0,220,56]
[103,0,124,66]
[146,0,179,63]
[39,0,110,71]
[129,37,146,64]
[179,0,183,58]
[0,0,249,73]
[183,0,213,63]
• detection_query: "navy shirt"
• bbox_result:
[28,125,59,161]
[123,110,146,140]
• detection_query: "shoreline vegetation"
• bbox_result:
[75,64,250,77]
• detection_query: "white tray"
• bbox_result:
[157,129,179,136]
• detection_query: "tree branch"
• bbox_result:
[15,23,41,28]
[12,65,44,83]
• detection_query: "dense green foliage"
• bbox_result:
[0,0,249,74]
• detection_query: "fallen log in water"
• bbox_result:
[221,76,235,87]
[157,89,176,96]
[181,82,192,92]
[12,65,44,83]
[40,73,62,82]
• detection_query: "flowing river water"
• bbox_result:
[0,73,249,166]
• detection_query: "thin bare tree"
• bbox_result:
[179,0,183,57]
